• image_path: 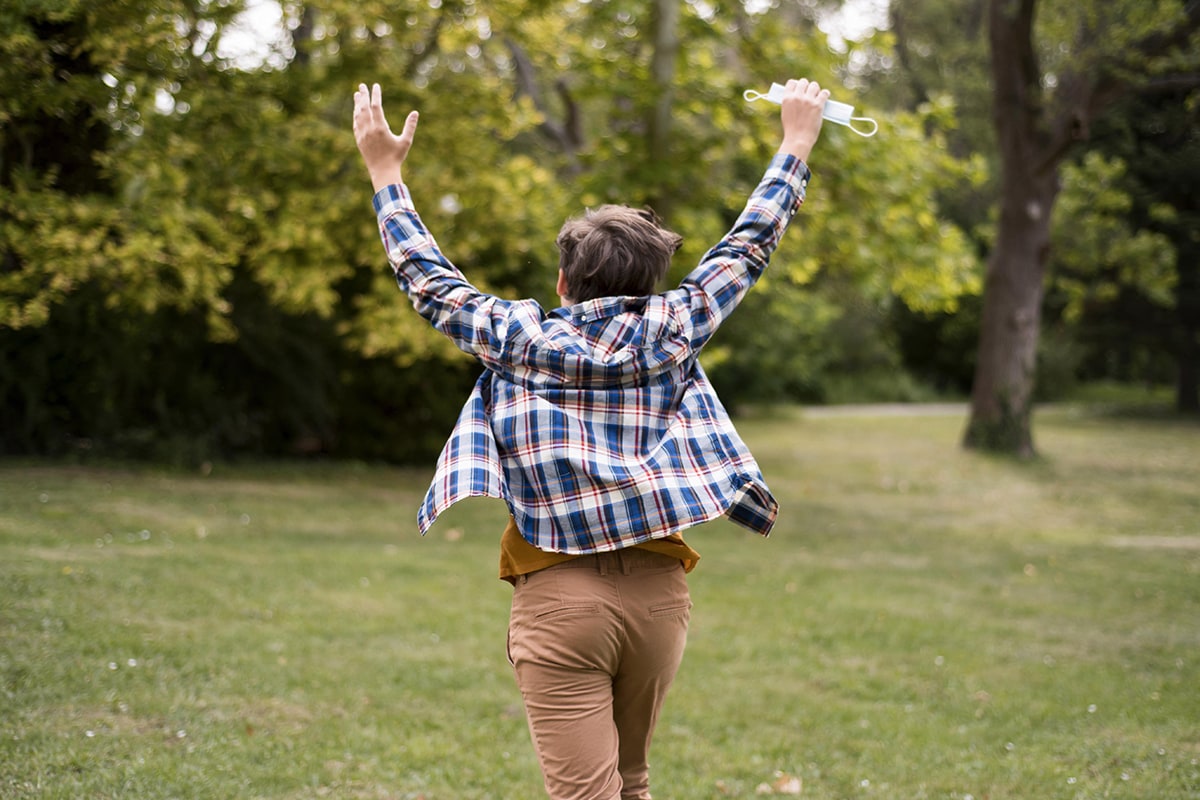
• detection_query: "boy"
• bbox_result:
[353,78,828,800]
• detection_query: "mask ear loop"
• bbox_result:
[848,117,879,137]
[745,87,880,137]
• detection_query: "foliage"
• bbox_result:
[945,0,1198,454]
[2,0,1001,462]
[1051,152,1176,323]
[1056,87,1200,410]
[879,0,994,158]
[891,296,982,397]
[1037,149,1180,398]
[709,96,983,404]
[3,0,1197,460]
[877,0,1198,420]
[0,0,541,460]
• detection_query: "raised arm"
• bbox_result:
[670,78,829,349]
[353,83,535,369]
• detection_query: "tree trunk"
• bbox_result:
[645,0,679,218]
[1175,251,1200,413]
[967,0,1200,450]
[963,169,1057,456]
[964,0,1051,456]
[1179,329,1200,413]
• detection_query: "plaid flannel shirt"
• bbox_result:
[373,153,810,553]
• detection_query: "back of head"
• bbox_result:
[556,205,683,304]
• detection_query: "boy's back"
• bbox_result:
[371,152,808,552]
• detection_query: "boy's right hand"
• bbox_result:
[353,82,420,192]
[776,79,829,163]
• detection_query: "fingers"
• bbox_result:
[353,83,371,132]
[369,83,389,129]
[354,82,394,141]
[352,82,419,166]
[400,110,420,143]
[353,83,387,118]
[353,83,367,119]
[783,78,826,101]
[776,78,828,160]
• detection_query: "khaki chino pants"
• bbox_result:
[508,548,692,800]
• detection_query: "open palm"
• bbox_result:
[353,83,419,191]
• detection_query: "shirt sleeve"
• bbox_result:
[372,184,534,366]
[669,153,810,350]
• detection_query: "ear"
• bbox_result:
[556,269,571,303]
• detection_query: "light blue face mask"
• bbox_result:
[743,83,878,137]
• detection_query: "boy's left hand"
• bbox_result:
[776,78,829,163]
[353,83,419,192]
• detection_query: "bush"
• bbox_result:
[0,279,474,465]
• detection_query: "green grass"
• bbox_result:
[2,406,1198,799]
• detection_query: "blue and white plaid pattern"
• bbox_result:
[374,153,810,553]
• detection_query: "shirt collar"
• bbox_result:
[555,295,650,326]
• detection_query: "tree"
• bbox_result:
[1052,90,1200,412]
[964,0,1200,455]
[704,5,983,406]
[0,0,989,461]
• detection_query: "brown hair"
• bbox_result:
[555,205,683,303]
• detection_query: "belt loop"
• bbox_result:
[597,554,608,576]
[620,549,633,576]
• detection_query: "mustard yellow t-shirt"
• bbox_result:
[498,516,700,583]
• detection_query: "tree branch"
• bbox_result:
[555,78,582,151]
[1032,1,1200,175]
[889,5,931,110]
[403,6,448,81]
[1142,73,1200,92]
[989,0,1042,166]
[646,0,679,167]
[504,38,581,165]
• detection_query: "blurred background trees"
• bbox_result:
[2,0,1196,464]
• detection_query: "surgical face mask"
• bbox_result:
[743,83,878,137]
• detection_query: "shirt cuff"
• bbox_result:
[768,152,812,194]
[372,183,413,218]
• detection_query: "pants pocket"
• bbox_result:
[648,600,692,619]
[534,603,602,621]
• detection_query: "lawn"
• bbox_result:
[2,405,1198,799]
